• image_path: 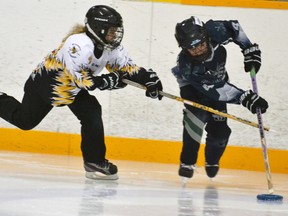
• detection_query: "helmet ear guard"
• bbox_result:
[85,5,124,51]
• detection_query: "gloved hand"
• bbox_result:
[239,90,268,114]
[242,43,261,73]
[98,71,127,90]
[143,69,163,100]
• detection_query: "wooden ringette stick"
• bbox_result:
[122,78,270,131]
[250,67,274,194]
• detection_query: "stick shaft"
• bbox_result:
[250,69,274,193]
[122,78,269,131]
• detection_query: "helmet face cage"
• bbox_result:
[85,5,124,51]
[106,26,124,48]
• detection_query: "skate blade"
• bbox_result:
[181,177,188,188]
[85,172,119,180]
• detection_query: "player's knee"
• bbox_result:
[221,125,231,140]
[18,123,36,130]
[207,123,231,138]
[206,124,231,147]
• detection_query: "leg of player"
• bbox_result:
[205,106,231,178]
[68,90,118,180]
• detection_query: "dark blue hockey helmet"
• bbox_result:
[175,16,208,49]
[175,16,212,62]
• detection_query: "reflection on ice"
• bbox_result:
[0,152,287,216]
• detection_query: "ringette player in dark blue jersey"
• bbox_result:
[172,16,268,179]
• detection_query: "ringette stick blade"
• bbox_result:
[257,194,283,202]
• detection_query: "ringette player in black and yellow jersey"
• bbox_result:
[0,5,163,180]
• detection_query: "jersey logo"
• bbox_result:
[190,39,201,47]
[212,113,226,121]
[68,44,81,58]
[232,22,240,31]
[203,84,214,91]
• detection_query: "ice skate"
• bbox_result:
[179,163,196,187]
[84,160,118,180]
[205,163,219,178]
[179,163,196,178]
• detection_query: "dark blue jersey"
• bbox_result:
[172,20,253,104]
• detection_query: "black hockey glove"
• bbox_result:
[98,71,127,90]
[242,43,261,73]
[239,90,268,114]
[143,69,163,100]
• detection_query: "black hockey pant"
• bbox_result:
[180,85,231,165]
[0,79,106,163]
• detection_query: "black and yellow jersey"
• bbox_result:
[31,33,140,107]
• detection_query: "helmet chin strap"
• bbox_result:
[86,23,105,45]
[204,43,215,62]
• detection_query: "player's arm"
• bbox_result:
[222,20,261,73]
[58,36,102,90]
[104,46,163,100]
[172,65,268,113]
[188,79,268,114]
[206,20,261,73]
